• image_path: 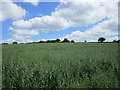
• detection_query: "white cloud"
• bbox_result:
[60,0,119,2]
[106,36,119,42]
[3,37,33,43]
[23,0,40,6]
[61,19,118,42]
[59,1,118,42]
[41,38,55,41]
[12,16,70,31]
[6,27,39,43]
[0,0,26,21]
[11,29,39,36]
[55,2,118,27]
[3,38,16,43]
[4,0,119,42]
[11,1,118,30]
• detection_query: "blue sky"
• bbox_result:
[1,1,119,43]
[2,2,60,41]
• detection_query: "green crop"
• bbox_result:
[2,43,119,88]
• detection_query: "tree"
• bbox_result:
[39,41,45,43]
[98,37,106,42]
[13,42,18,44]
[2,43,8,45]
[71,40,75,43]
[113,40,117,43]
[56,39,60,43]
[62,38,70,43]
[84,40,87,42]
[115,39,120,43]
[118,39,120,42]
[46,40,51,43]
[46,40,56,43]
[33,42,38,43]
[50,40,56,43]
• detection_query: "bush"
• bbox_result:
[2,43,8,45]
[98,37,106,42]
[71,40,75,43]
[62,38,70,43]
[13,42,18,44]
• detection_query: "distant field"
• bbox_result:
[2,43,119,88]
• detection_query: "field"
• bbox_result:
[2,43,119,88]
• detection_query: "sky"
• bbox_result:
[0,0,119,43]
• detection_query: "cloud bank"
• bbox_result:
[23,0,40,6]
[0,0,26,21]
[2,0,119,43]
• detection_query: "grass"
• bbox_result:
[0,45,2,89]
[2,43,119,88]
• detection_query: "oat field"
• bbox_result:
[2,43,119,88]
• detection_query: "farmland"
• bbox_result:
[2,43,119,88]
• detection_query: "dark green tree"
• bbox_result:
[71,40,75,43]
[46,40,51,43]
[39,41,45,43]
[50,40,56,43]
[2,43,8,45]
[13,42,18,44]
[118,39,120,42]
[113,40,117,43]
[56,39,60,43]
[98,37,106,42]
[62,38,70,43]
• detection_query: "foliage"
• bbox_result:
[13,42,18,44]
[56,39,60,43]
[84,40,87,42]
[98,37,106,42]
[113,40,120,43]
[39,41,45,43]
[71,40,75,43]
[62,38,70,43]
[2,43,8,45]
[2,43,119,88]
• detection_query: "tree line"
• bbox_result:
[2,37,120,45]
[2,38,75,44]
[32,38,75,44]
